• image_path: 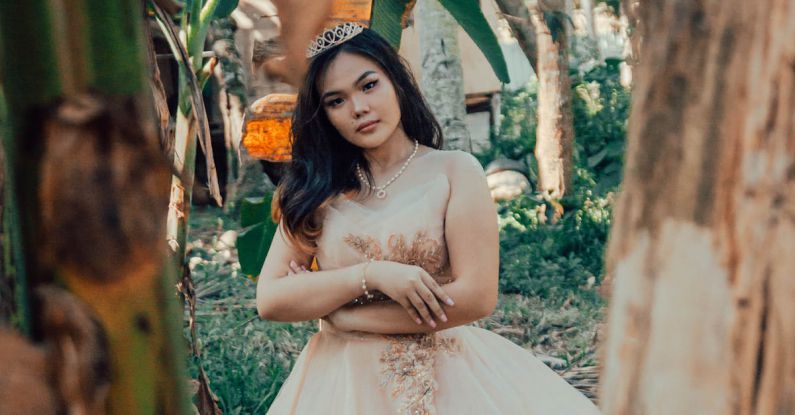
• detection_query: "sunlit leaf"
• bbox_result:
[370,0,414,48]
[237,195,278,278]
[438,0,510,83]
[371,0,510,83]
[213,0,238,18]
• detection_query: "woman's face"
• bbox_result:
[317,51,402,149]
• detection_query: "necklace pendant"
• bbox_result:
[376,189,387,199]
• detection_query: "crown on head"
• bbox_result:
[306,22,365,58]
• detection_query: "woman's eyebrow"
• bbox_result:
[321,70,377,100]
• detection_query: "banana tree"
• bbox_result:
[151,0,236,270]
[0,0,190,412]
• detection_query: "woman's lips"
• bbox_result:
[356,120,379,133]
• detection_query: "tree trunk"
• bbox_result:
[495,0,539,77]
[0,1,189,413]
[415,0,472,152]
[532,2,574,199]
[621,0,641,66]
[581,0,596,40]
[600,1,795,413]
[0,84,14,325]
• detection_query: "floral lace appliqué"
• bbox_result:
[343,231,449,277]
[379,333,462,415]
[344,231,459,413]
[343,231,452,305]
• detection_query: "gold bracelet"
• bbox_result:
[361,260,375,300]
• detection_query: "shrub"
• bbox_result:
[497,168,614,300]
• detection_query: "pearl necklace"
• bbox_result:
[356,140,419,199]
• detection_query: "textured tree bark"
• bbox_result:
[494,0,539,76]
[0,87,12,324]
[600,1,795,413]
[621,0,641,66]
[532,1,573,199]
[0,0,190,413]
[415,0,472,152]
[580,0,596,39]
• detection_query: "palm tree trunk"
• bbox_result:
[532,1,574,199]
[494,0,539,76]
[600,1,795,412]
[415,0,472,152]
[0,1,190,413]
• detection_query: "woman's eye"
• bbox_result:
[363,80,378,91]
[325,98,344,108]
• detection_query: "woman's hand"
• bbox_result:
[287,260,310,275]
[325,306,350,329]
[365,260,455,328]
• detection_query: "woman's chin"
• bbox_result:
[350,134,389,150]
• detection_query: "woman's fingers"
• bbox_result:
[397,298,423,325]
[415,278,447,323]
[421,272,455,306]
[289,260,309,275]
[408,292,435,328]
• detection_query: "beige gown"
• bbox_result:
[266,171,601,414]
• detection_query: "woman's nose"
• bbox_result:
[351,95,370,117]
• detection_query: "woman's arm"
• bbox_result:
[256,223,368,322]
[329,151,500,334]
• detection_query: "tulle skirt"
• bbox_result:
[266,320,601,414]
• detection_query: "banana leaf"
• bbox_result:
[370,0,510,83]
[237,193,278,278]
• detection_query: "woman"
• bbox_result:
[257,22,600,414]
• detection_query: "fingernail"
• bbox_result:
[415,318,423,325]
[446,298,455,306]
[430,320,436,328]
[441,314,448,322]
[290,260,296,267]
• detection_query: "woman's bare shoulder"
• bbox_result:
[421,149,486,180]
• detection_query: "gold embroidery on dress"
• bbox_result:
[379,333,462,415]
[342,231,452,305]
[344,231,460,413]
[343,231,450,279]
[384,232,446,277]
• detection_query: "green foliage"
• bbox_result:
[211,0,238,19]
[210,17,248,104]
[236,194,277,277]
[186,240,315,413]
[475,83,538,167]
[438,0,510,83]
[185,0,239,19]
[0,0,62,107]
[371,0,510,83]
[85,0,147,93]
[480,58,630,195]
[496,168,614,300]
[571,58,630,194]
[370,0,413,48]
[596,0,621,13]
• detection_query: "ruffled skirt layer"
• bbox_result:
[266,321,601,415]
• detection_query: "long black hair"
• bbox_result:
[274,27,443,253]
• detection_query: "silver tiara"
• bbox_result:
[306,22,365,58]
